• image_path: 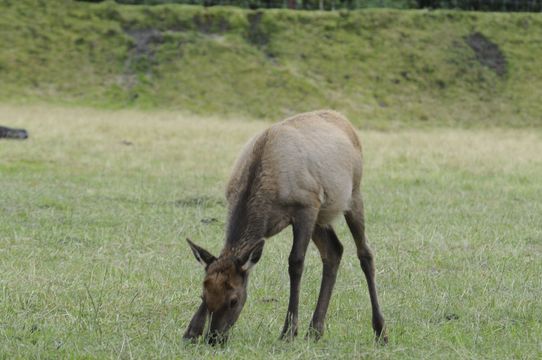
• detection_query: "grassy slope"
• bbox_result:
[1,104,541,357]
[1,0,542,128]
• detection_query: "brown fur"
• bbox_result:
[185,110,387,344]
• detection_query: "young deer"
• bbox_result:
[184,110,386,344]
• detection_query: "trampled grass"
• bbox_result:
[1,104,541,358]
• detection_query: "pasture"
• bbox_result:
[0,104,541,358]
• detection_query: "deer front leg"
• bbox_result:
[280,207,318,340]
[183,301,207,341]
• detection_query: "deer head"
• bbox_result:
[186,238,264,344]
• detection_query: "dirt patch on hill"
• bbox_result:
[193,13,230,34]
[121,29,163,92]
[246,11,269,48]
[464,32,507,76]
[126,28,163,59]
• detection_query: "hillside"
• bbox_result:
[1,0,541,127]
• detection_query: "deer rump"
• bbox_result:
[226,110,362,234]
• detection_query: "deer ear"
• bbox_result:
[186,239,216,267]
[237,239,265,272]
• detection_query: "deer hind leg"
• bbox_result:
[344,193,387,343]
[183,300,207,341]
[280,207,319,341]
[307,224,343,340]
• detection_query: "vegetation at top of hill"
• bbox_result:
[87,0,542,12]
[1,0,541,128]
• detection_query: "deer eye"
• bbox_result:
[229,298,238,308]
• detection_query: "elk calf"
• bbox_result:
[185,110,386,344]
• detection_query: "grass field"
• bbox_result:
[1,104,541,358]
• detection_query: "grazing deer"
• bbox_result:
[184,110,386,345]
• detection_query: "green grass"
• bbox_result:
[1,104,541,358]
[1,1,542,128]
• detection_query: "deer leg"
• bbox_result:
[306,225,343,340]
[345,194,387,344]
[280,207,318,340]
[183,300,207,341]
